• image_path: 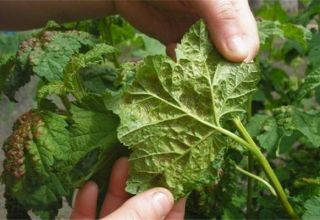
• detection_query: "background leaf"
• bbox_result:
[1,110,71,219]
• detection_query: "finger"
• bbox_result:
[166,197,187,220]
[238,1,260,61]
[115,0,167,40]
[99,157,130,217]
[196,0,258,62]
[115,0,197,45]
[70,181,98,220]
[103,187,174,220]
[166,43,177,61]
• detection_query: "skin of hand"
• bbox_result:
[0,0,259,62]
[114,0,260,62]
[70,157,186,220]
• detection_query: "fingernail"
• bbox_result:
[152,191,172,218]
[71,188,79,208]
[227,36,248,59]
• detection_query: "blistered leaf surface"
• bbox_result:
[1,110,71,219]
[116,21,260,198]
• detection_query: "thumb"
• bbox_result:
[195,0,259,62]
[103,188,174,220]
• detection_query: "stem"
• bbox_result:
[59,95,71,113]
[246,97,254,219]
[233,118,299,220]
[268,2,277,60]
[70,69,86,101]
[103,19,120,68]
[236,165,276,196]
[247,155,254,219]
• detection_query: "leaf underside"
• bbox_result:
[116,21,260,198]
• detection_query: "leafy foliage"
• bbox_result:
[0,2,320,220]
[0,16,165,219]
[68,96,120,186]
[2,110,70,219]
[0,30,97,101]
[298,67,320,100]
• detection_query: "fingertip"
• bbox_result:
[244,36,260,62]
[99,157,130,217]
[79,180,98,198]
[105,187,175,220]
[151,188,175,216]
[166,197,187,220]
[110,157,129,191]
[71,181,98,219]
[196,0,259,62]
[223,35,249,62]
[114,157,129,170]
[151,187,175,205]
[166,43,177,61]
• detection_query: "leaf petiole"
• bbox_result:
[235,165,276,196]
[232,118,299,220]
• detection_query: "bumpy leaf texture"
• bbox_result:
[0,30,96,101]
[297,0,320,25]
[1,110,71,219]
[30,31,95,81]
[302,195,320,220]
[247,106,320,153]
[36,43,115,101]
[116,21,259,198]
[2,38,34,101]
[297,67,320,101]
[308,33,320,69]
[257,19,311,49]
[69,95,120,186]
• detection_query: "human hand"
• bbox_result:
[114,0,259,62]
[70,157,186,220]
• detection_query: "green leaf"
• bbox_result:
[281,23,311,50]
[80,65,117,93]
[257,20,311,49]
[30,31,96,81]
[257,117,279,152]
[308,33,320,69]
[258,20,284,45]
[256,1,288,23]
[246,114,270,137]
[1,30,97,100]
[297,0,320,25]
[69,95,119,186]
[4,186,31,220]
[2,39,35,101]
[116,21,260,198]
[246,108,287,154]
[2,110,71,219]
[0,55,15,94]
[0,31,33,56]
[250,106,320,152]
[291,109,320,148]
[63,43,115,100]
[37,80,67,101]
[297,68,320,101]
[302,195,320,220]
